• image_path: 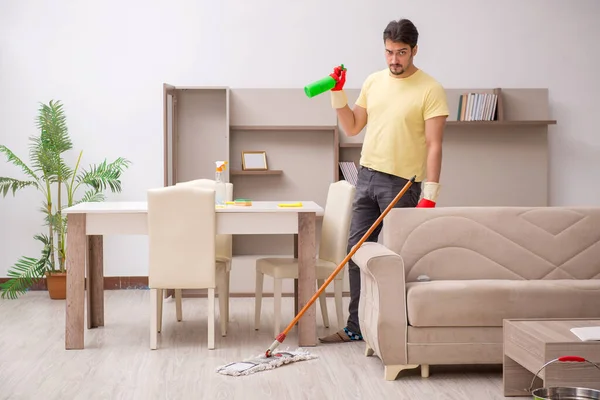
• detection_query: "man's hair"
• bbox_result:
[383,19,419,48]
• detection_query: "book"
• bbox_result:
[339,161,358,186]
[456,92,499,121]
[570,326,600,341]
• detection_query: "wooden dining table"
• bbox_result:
[62,200,323,350]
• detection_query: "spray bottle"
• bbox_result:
[215,161,228,207]
[304,64,345,98]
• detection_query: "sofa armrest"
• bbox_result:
[353,242,408,366]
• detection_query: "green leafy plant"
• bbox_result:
[0,100,131,299]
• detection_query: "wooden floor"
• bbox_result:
[0,290,513,399]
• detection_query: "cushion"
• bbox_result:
[406,279,600,327]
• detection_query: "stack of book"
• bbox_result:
[457,92,499,121]
[339,161,358,185]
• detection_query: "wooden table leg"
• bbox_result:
[297,212,316,347]
[87,235,104,328]
[503,354,542,396]
[294,280,298,315]
[293,234,298,316]
[66,213,86,349]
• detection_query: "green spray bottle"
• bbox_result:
[304,64,345,98]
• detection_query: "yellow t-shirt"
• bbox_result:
[355,68,449,182]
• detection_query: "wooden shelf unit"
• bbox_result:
[163,84,556,257]
[230,125,335,131]
[340,119,557,150]
[336,87,556,208]
[446,120,556,126]
[163,86,338,259]
[230,169,283,176]
[162,84,230,186]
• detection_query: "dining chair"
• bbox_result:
[148,184,226,350]
[254,180,356,336]
[175,178,233,336]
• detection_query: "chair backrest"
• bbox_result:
[176,179,233,202]
[175,179,233,260]
[147,185,216,289]
[318,180,356,264]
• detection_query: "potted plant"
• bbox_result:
[0,100,131,299]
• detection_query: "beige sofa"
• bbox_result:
[353,206,600,381]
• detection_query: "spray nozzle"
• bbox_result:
[215,161,228,172]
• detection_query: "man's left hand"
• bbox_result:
[416,182,440,208]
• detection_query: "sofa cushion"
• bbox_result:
[382,207,600,282]
[406,279,600,327]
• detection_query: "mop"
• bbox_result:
[216,176,416,376]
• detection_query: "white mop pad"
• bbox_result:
[216,348,318,376]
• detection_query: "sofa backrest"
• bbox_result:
[382,207,600,282]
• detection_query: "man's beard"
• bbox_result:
[389,64,405,75]
[389,57,412,76]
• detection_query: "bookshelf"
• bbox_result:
[446,120,556,126]
[337,87,556,207]
[163,84,556,294]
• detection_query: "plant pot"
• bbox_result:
[46,272,66,300]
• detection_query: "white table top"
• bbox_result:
[62,201,324,214]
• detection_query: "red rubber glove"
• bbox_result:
[330,66,346,91]
[416,182,440,208]
[416,198,436,208]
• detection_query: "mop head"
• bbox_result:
[216,348,318,376]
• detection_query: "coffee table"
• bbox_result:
[503,318,600,396]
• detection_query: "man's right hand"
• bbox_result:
[330,66,346,91]
[330,65,348,108]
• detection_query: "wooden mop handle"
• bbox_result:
[282,175,416,336]
[265,175,416,356]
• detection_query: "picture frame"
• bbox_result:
[241,151,268,171]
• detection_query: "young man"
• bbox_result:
[319,18,449,343]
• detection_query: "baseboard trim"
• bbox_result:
[0,276,149,291]
[179,291,350,298]
[0,276,349,297]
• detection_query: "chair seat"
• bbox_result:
[256,257,340,280]
[254,181,355,334]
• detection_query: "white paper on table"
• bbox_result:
[570,326,600,341]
